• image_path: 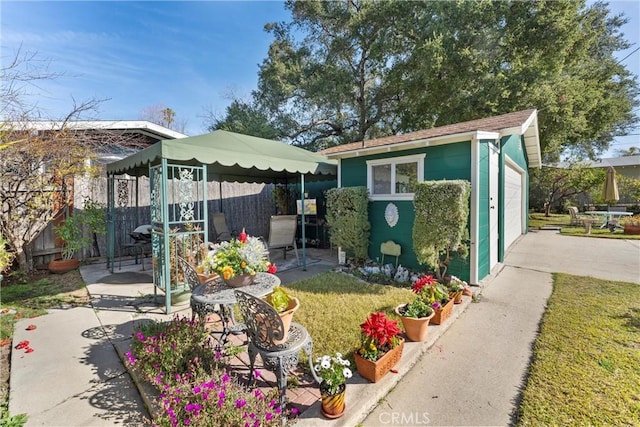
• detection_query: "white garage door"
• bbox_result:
[504,162,523,249]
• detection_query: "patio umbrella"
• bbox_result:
[602,166,620,206]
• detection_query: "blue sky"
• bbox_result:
[1,1,638,156]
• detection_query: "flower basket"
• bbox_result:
[431,298,455,325]
[354,338,404,383]
[223,273,255,288]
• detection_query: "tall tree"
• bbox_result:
[139,103,188,134]
[228,0,637,159]
[205,97,282,140]
[1,49,143,271]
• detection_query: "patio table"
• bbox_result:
[191,272,280,346]
[583,211,633,230]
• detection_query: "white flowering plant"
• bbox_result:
[203,230,276,280]
[314,353,353,395]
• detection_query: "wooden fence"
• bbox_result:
[29,176,278,268]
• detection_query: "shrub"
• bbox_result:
[325,187,370,264]
[412,180,470,279]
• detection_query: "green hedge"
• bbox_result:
[326,187,370,263]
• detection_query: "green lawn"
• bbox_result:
[284,272,414,359]
[528,212,571,228]
[517,273,640,426]
[529,212,640,240]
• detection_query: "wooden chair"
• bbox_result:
[212,212,233,242]
[234,290,318,418]
[267,215,299,265]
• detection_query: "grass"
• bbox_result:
[560,227,640,240]
[528,212,571,228]
[0,270,89,341]
[529,212,640,240]
[517,273,640,426]
[284,271,414,359]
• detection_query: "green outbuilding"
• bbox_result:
[321,109,542,284]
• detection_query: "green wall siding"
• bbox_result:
[339,142,471,280]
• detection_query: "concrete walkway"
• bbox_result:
[8,232,639,426]
[361,230,639,427]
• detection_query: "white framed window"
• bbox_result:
[366,154,425,201]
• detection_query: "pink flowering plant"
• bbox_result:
[126,315,292,426]
[412,274,450,311]
[155,369,288,427]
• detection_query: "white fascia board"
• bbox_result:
[327,131,496,160]
[11,120,188,140]
[499,110,542,169]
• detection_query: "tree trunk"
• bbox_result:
[92,233,101,257]
[15,248,29,272]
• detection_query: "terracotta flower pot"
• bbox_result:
[354,339,404,383]
[449,291,463,304]
[273,297,299,345]
[431,298,455,325]
[320,382,346,419]
[624,224,640,235]
[48,258,80,274]
[395,304,435,342]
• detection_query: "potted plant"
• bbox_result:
[621,215,640,235]
[49,213,92,273]
[354,312,404,383]
[395,295,435,342]
[413,274,454,325]
[314,352,353,419]
[446,275,467,304]
[203,229,277,287]
[264,285,299,344]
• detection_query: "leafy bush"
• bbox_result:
[412,180,470,279]
[325,187,370,264]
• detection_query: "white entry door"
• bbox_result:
[489,147,499,269]
[504,160,524,250]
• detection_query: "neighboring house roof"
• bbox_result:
[321,109,542,168]
[18,120,188,141]
[586,156,640,169]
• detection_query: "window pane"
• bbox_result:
[396,162,417,193]
[372,164,391,194]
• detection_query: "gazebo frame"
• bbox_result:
[106,130,336,313]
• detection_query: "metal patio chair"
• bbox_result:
[234,289,318,419]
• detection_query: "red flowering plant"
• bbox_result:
[412,274,450,311]
[357,312,403,361]
[203,229,277,280]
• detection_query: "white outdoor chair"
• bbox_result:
[266,215,299,266]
